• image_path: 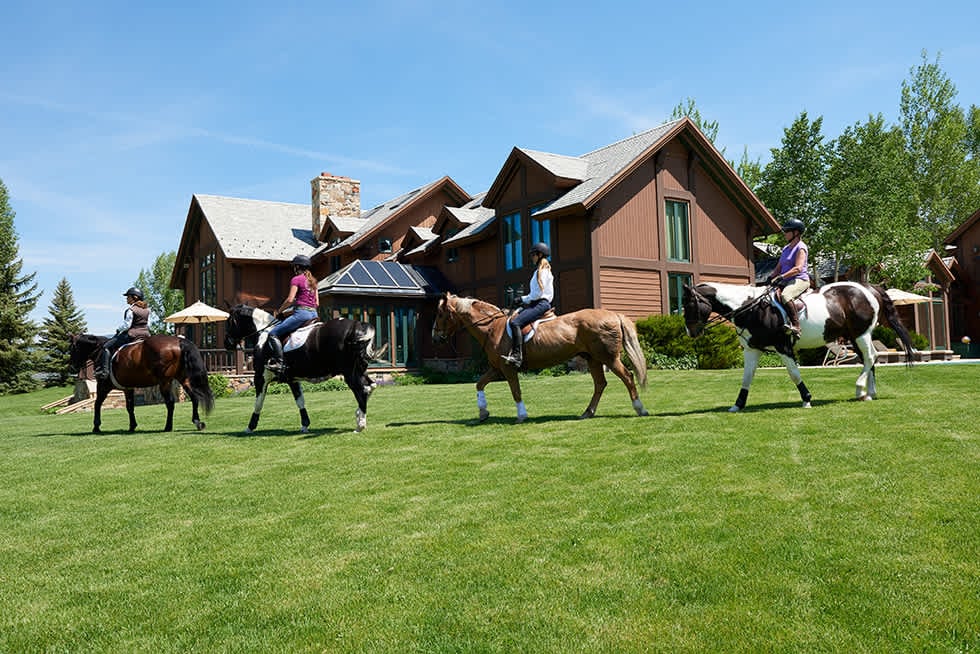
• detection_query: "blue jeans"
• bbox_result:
[510,300,551,329]
[270,307,318,339]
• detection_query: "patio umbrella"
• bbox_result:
[164,301,230,324]
[886,288,931,306]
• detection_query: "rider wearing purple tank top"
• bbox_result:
[768,219,810,337]
[266,254,319,376]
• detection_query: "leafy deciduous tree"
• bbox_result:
[672,97,722,152]
[37,278,88,386]
[900,50,980,250]
[135,251,184,334]
[824,114,926,286]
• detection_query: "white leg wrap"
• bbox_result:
[516,400,528,420]
[477,390,488,410]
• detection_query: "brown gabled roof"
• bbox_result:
[315,176,470,258]
[483,117,779,234]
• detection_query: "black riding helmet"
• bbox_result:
[781,218,805,234]
[528,242,550,258]
[123,286,144,300]
[291,254,312,269]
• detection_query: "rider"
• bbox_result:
[502,242,554,367]
[768,218,810,337]
[265,254,319,376]
[95,287,151,380]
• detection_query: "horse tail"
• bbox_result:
[350,322,387,364]
[618,314,648,388]
[179,338,215,413]
[870,285,915,367]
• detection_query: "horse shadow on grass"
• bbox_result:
[386,413,636,428]
[654,395,891,417]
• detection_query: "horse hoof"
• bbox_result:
[578,411,595,420]
[728,405,742,413]
[479,409,490,422]
[802,402,812,409]
[243,428,254,434]
[300,426,309,434]
[515,415,528,424]
[638,409,649,417]
[195,422,206,431]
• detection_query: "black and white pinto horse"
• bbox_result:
[683,281,914,412]
[224,305,384,433]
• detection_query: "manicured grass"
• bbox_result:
[1,365,978,652]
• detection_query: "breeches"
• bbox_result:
[510,300,551,328]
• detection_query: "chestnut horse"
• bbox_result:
[69,334,214,433]
[431,293,649,423]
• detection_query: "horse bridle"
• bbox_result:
[436,301,507,355]
[688,286,769,333]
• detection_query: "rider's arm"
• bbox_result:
[117,308,133,333]
[276,283,299,315]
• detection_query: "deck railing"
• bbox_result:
[200,348,253,374]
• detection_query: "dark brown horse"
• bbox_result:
[69,334,214,433]
[431,293,649,423]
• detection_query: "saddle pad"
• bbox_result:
[284,323,319,352]
[522,314,558,343]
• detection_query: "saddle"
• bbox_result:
[520,310,557,343]
[283,321,320,352]
[769,288,808,322]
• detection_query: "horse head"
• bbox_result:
[431,292,460,343]
[67,333,104,373]
[224,304,254,350]
[682,284,714,338]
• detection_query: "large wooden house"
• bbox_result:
[945,206,980,354]
[170,118,780,370]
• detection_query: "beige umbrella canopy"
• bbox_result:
[886,288,931,306]
[164,301,230,324]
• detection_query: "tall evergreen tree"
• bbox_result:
[135,251,184,334]
[37,278,88,386]
[900,50,980,250]
[0,177,42,394]
[824,115,925,286]
[756,112,830,256]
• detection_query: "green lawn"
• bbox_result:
[1,365,978,653]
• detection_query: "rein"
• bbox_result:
[696,289,772,331]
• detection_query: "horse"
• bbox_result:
[431,292,649,423]
[223,305,385,433]
[682,281,914,412]
[68,334,214,433]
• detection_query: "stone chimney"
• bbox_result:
[311,172,361,240]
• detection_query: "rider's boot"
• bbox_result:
[94,348,111,380]
[502,322,523,368]
[784,301,801,338]
[265,335,287,377]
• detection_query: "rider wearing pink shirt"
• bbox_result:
[266,254,319,376]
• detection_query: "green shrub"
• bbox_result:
[208,373,231,399]
[636,314,742,370]
[236,376,351,396]
[874,325,929,350]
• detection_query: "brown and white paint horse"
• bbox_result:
[431,293,649,423]
[683,281,913,412]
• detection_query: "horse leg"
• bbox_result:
[606,357,648,417]
[125,389,138,432]
[853,334,877,401]
[182,380,206,431]
[246,375,268,433]
[475,367,504,422]
[92,382,111,434]
[157,382,176,432]
[502,368,528,423]
[345,373,370,432]
[778,354,812,409]
[580,359,608,419]
[732,348,763,412]
[288,381,311,433]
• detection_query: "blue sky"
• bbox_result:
[3,0,979,335]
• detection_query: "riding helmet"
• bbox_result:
[781,218,805,234]
[291,254,312,269]
[123,286,144,300]
[528,242,551,258]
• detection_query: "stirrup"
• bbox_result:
[266,359,284,372]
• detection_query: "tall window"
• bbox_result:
[502,212,522,271]
[668,273,692,315]
[200,250,216,305]
[529,205,552,252]
[665,200,690,262]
